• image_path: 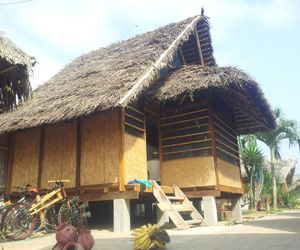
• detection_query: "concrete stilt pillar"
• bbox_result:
[156,206,169,226]
[202,196,218,226]
[113,199,131,232]
[231,198,243,223]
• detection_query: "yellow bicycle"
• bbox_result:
[1,180,70,240]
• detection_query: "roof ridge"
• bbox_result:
[117,15,202,107]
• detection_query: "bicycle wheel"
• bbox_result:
[58,203,87,230]
[44,204,60,233]
[1,202,36,240]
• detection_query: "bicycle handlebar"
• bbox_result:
[47,180,70,183]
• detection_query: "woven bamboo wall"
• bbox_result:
[217,159,242,188]
[123,133,147,182]
[161,156,216,187]
[41,121,77,189]
[10,127,40,191]
[80,110,120,185]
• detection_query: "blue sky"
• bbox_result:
[1,0,300,171]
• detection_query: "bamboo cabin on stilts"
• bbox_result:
[0,12,275,231]
[0,33,34,194]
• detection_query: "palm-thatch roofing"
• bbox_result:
[0,13,274,134]
[265,159,297,186]
[0,33,33,112]
[153,65,275,134]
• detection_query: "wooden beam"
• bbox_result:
[194,28,204,65]
[0,65,17,76]
[185,189,221,198]
[178,47,186,65]
[80,190,139,202]
[5,133,15,195]
[219,185,243,194]
[37,126,45,189]
[75,119,81,189]
[118,108,126,191]
[118,15,201,106]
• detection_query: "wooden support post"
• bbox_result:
[113,199,131,232]
[119,108,126,191]
[208,97,220,190]
[76,119,81,189]
[37,126,45,189]
[5,133,15,195]
[194,27,204,65]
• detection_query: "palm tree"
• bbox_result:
[256,108,300,209]
[239,135,265,210]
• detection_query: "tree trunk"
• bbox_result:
[249,166,255,210]
[270,147,277,209]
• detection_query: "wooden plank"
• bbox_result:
[124,122,145,132]
[213,115,237,135]
[119,108,126,191]
[214,122,237,141]
[216,138,239,154]
[160,116,209,127]
[161,131,210,141]
[185,189,221,198]
[80,190,139,202]
[160,108,208,121]
[161,99,208,115]
[216,147,239,160]
[76,119,81,188]
[215,130,238,148]
[161,123,209,134]
[127,106,144,116]
[5,133,15,195]
[219,185,243,194]
[163,146,212,156]
[125,113,144,123]
[162,139,211,148]
[37,126,45,189]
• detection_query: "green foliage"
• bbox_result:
[256,107,300,209]
[59,196,91,230]
[239,135,265,210]
[278,191,299,209]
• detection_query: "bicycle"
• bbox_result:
[1,180,89,240]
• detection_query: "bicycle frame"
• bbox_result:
[28,180,69,216]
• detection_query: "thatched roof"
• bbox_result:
[153,65,276,134]
[0,33,33,112]
[265,159,297,185]
[0,15,215,133]
[0,13,274,135]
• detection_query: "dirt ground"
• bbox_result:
[1,210,300,250]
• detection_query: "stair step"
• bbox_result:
[173,204,194,212]
[185,219,203,225]
[166,196,185,201]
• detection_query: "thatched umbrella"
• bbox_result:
[0,32,34,113]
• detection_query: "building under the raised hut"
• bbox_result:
[0,32,33,193]
[0,13,275,230]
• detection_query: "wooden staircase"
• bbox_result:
[151,181,208,229]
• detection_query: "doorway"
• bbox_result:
[145,111,160,181]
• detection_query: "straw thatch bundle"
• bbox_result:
[0,33,33,112]
[153,65,275,129]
